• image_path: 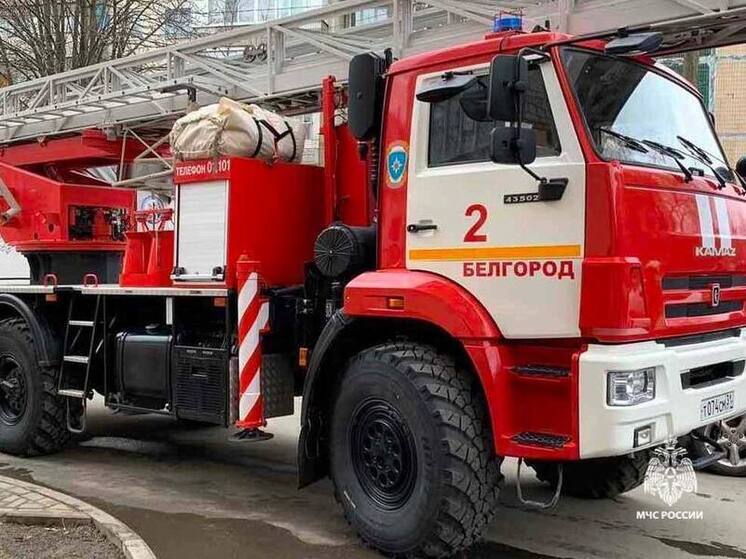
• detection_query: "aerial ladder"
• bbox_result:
[2,0,746,147]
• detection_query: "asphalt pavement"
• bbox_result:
[0,397,744,559]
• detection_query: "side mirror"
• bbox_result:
[491,126,537,165]
[488,55,536,166]
[736,156,746,180]
[487,55,528,122]
[348,52,388,141]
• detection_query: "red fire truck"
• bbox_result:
[2,5,746,557]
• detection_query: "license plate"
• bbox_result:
[700,391,735,422]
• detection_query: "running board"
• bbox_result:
[65,399,86,434]
[516,458,563,510]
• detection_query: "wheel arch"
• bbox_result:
[343,270,501,340]
[0,294,60,367]
[298,311,501,488]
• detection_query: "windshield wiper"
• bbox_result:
[600,128,694,182]
[676,135,714,165]
[641,139,694,183]
[676,135,728,189]
[598,127,649,154]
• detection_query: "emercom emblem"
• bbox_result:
[643,439,697,506]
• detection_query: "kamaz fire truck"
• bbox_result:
[2,1,746,556]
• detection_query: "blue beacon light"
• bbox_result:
[494,14,523,32]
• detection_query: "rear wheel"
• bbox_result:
[330,342,502,558]
[528,451,652,499]
[0,318,69,456]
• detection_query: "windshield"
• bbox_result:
[560,48,731,180]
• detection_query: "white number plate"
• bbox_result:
[700,392,735,422]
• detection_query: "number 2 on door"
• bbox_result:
[464,204,488,243]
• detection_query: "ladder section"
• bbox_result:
[58,296,103,401]
[4,0,746,144]
[0,0,508,144]
[549,0,746,36]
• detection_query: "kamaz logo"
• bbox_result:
[695,246,737,257]
[694,195,735,258]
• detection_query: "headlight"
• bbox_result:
[607,368,656,406]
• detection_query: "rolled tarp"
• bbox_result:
[170,97,306,163]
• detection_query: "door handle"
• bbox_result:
[407,223,438,233]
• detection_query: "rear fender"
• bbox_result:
[0,293,59,367]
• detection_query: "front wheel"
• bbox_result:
[528,451,652,499]
[330,342,502,558]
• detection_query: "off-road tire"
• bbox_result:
[0,318,69,456]
[528,450,652,499]
[329,342,502,558]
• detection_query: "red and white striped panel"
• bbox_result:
[237,271,269,428]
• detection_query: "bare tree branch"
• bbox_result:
[0,0,198,81]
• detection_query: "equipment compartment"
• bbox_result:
[173,345,229,425]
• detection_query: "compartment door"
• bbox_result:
[175,180,228,281]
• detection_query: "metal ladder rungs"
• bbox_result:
[69,320,95,327]
[63,355,90,364]
[58,389,86,399]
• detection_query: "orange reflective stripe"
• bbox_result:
[408,244,582,261]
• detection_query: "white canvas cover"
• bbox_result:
[170,97,306,163]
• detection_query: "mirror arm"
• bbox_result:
[519,161,544,183]
[512,55,548,188]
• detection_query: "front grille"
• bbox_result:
[662,274,746,290]
[665,300,742,319]
[662,329,741,347]
[682,360,745,389]
[662,274,745,319]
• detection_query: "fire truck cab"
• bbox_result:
[1,17,746,559]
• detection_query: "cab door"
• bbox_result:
[405,60,586,338]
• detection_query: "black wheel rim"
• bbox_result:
[0,355,27,425]
[350,398,417,510]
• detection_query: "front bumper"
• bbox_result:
[579,330,746,458]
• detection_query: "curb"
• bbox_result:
[0,475,156,559]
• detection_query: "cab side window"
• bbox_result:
[427,67,561,167]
